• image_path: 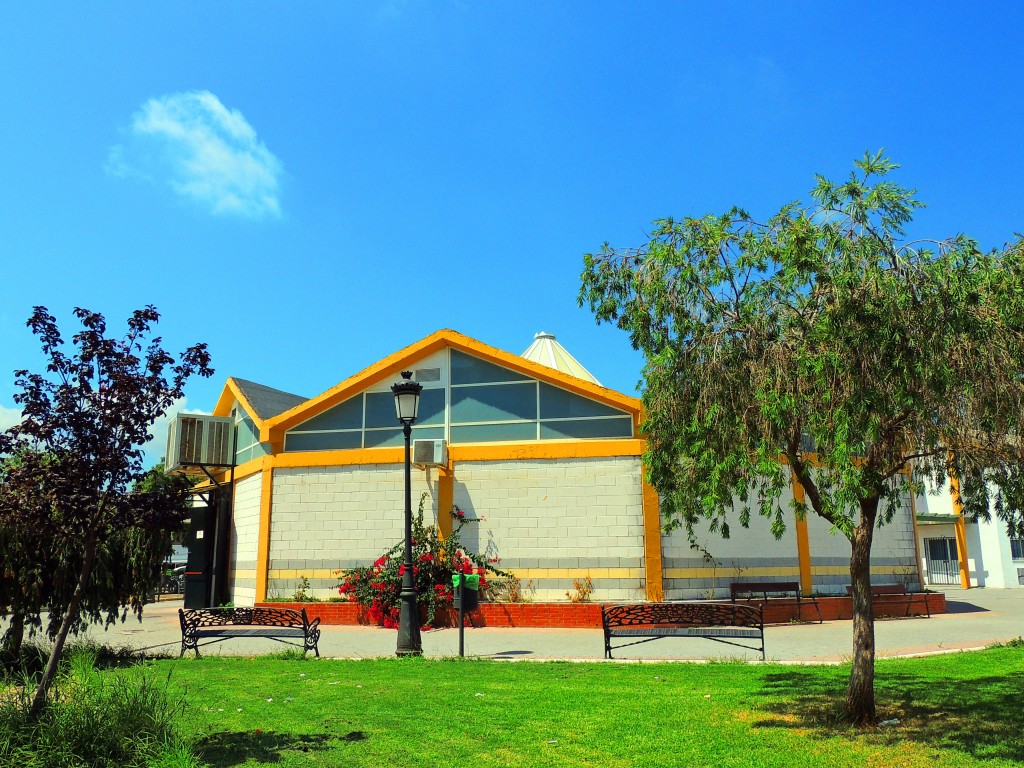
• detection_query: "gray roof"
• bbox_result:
[230,377,307,420]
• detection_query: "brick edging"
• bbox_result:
[259,592,946,628]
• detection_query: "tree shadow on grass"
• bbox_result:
[196,730,364,767]
[754,667,1024,763]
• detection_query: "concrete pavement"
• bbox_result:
[72,587,1024,664]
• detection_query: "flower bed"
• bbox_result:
[259,592,945,628]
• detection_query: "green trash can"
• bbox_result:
[452,573,480,611]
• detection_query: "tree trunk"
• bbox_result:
[846,496,879,726]
[1,611,25,665]
[29,529,99,716]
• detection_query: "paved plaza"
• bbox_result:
[63,587,1024,664]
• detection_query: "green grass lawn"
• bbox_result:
[155,645,1024,768]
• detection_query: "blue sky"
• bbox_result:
[1,3,1022,457]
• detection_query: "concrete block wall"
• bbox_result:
[662,484,801,600]
[452,457,647,601]
[229,472,263,606]
[806,492,919,593]
[267,464,437,599]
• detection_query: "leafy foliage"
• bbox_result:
[0,306,212,710]
[1,463,189,658]
[579,152,1024,723]
[337,495,508,628]
[582,152,1024,542]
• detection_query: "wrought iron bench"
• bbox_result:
[602,602,765,660]
[730,580,823,623]
[178,606,321,657]
[845,584,931,618]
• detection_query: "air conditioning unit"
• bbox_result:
[412,439,447,467]
[166,414,235,475]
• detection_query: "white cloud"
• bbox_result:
[0,403,22,433]
[143,397,209,468]
[108,90,284,219]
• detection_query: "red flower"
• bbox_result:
[418,553,434,563]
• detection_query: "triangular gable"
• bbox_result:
[262,329,640,443]
[212,377,306,425]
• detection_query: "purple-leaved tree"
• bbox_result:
[0,306,212,713]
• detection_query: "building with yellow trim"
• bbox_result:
[205,329,923,606]
[915,483,1024,590]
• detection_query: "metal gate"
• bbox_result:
[925,537,960,585]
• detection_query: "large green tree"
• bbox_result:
[0,306,211,713]
[579,153,1024,725]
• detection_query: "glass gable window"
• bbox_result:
[295,397,362,432]
[285,389,446,452]
[234,407,268,464]
[540,417,633,440]
[539,383,623,419]
[284,349,634,450]
[451,382,536,423]
[451,349,530,384]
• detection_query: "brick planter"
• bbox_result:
[259,592,945,629]
[258,601,604,628]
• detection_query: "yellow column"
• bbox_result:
[254,462,274,603]
[948,465,972,589]
[790,474,814,596]
[641,478,665,601]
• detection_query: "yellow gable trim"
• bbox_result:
[212,377,263,424]
[261,329,642,443]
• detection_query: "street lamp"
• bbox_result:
[392,370,423,656]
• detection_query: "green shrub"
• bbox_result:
[0,647,199,767]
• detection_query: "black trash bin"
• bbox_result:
[452,574,480,611]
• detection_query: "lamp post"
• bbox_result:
[392,370,423,656]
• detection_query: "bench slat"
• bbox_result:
[194,627,306,639]
[608,627,763,639]
[602,602,765,660]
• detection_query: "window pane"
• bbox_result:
[539,383,627,419]
[1011,539,1024,560]
[294,396,363,431]
[451,422,537,443]
[451,349,531,385]
[540,417,633,440]
[285,431,362,452]
[451,383,536,423]
[236,416,259,449]
[416,388,445,426]
[365,391,399,429]
[364,427,404,448]
[411,426,445,442]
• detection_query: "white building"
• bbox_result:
[916,484,1024,589]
